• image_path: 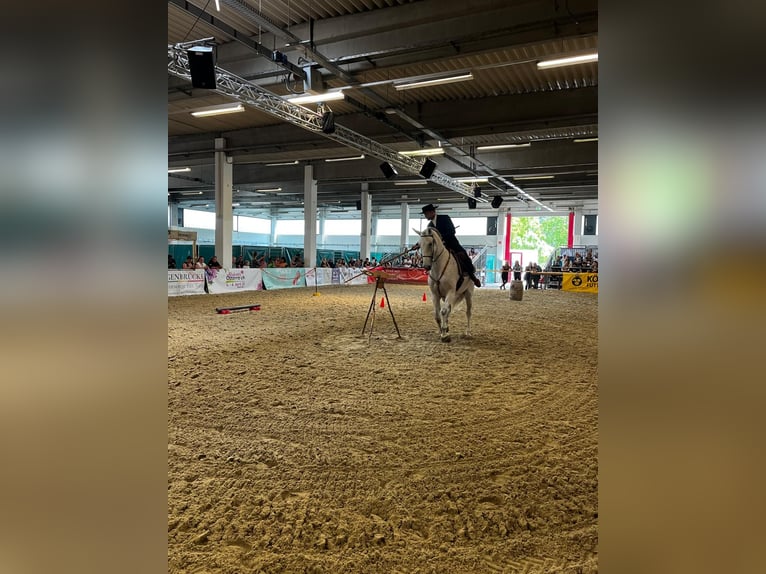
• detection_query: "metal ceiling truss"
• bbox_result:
[168,45,484,202]
[168,0,306,80]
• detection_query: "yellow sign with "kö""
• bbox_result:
[561,272,598,293]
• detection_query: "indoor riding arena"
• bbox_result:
[168,284,598,573]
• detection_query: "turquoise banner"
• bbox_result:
[261,268,306,289]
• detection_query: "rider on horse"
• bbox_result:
[411,204,482,288]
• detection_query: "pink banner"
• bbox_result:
[370,267,428,284]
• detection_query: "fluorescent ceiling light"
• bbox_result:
[190,103,245,117]
[168,167,191,173]
[178,191,203,195]
[254,187,282,192]
[394,73,474,91]
[394,181,428,185]
[325,154,365,162]
[265,160,299,166]
[513,175,554,180]
[286,91,346,105]
[399,148,445,157]
[574,137,599,143]
[455,178,489,183]
[476,143,531,151]
[537,52,598,70]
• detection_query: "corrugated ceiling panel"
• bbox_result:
[348,34,597,103]
[168,4,231,44]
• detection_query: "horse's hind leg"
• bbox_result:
[464,289,473,337]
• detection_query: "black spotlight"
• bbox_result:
[380,161,398,179]
[355,200,362,210]
[491,195,504,208]
[473,185,482,198]
[419,158,437,179]
[188,46,217,89]
[467,197,477,209]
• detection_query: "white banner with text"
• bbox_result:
[167,270,206,296]
[206,268,263,294]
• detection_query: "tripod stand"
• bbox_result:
[361,271,402,342]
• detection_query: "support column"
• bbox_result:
[496,208,508,263]
[318,207,327,248]
[360,184,372,260]
[303,164,318,268]
[169,201,181,228]
[269,212,277,247]
[504,212,512,262]
[371,214,378,259]
[214,137,233,268]
[399,202,410,251]
[573,209,584,246]
[567,210,575,248]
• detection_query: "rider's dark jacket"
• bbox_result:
[427,214,476,274]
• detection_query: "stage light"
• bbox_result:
[380,162,398,179]
[420,158,436,178]
[187,45,216,89]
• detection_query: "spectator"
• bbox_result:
[242,259,250,268]
[168,254,177,269]
[532,262,542,289]
[195,256,207,269]
[208,255,223,269]
[573,253,583,272]
[500,261,510,289]
[234,255,245,268]
[182,256,194,269]
[512,260,522,281]
[524,263,533,290]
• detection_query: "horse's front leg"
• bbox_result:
[430,290,442,331]
[439,298,452,342]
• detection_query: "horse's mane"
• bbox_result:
[423,226,443,243]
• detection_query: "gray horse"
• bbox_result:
[414,227,474,342]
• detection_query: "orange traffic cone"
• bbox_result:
[380,297,385,308]
[422,292,427,301]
